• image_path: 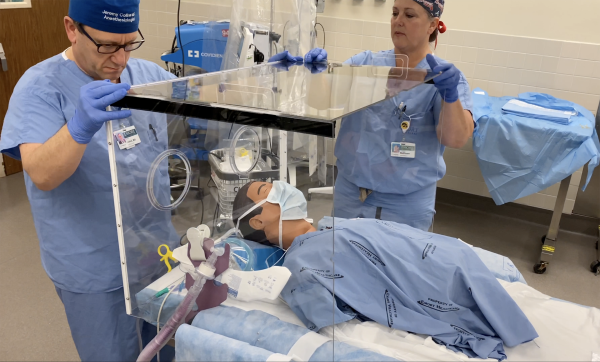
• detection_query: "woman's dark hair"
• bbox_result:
[429,14,439,43]
[429,28,439,43]
[232,181,270,245]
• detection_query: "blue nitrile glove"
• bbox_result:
[268,50,303,63]
[304,48,327,63]
[67,80,132,144]
[304,62,327,74]
[269,51,303,72]
[425,54,460,103]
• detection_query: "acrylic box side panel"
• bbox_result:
[110,102,337,337]
[111,109,189,320]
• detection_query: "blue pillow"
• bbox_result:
[241,239,285,270]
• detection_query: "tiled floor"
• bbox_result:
[433,201,600,308]
[1,172,598,361]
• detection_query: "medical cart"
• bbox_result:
[208,146,279,221]
[538,100,600,275]
[534,174,574,274]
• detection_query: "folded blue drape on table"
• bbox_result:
[472,89,600,205]
[501,98,577,125]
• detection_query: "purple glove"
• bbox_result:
[268,50,303,63]
[67,80,131,144]
[425,54,460,103]
[304,48,327,63]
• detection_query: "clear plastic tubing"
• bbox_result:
[212,228,255,271]
[147,149,192,211]
[220,239,255,271]
[136,247,224,362]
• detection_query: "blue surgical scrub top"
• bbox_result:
[0,51,177,293]
[335,50,473,194]
[281,218,538,360]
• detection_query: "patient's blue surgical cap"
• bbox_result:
[69,0,140,34]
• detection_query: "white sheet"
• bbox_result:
[225,280,600,361]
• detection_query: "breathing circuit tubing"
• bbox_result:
[136,246,225,362]
[215,228,255,271]
[147,149,192,211]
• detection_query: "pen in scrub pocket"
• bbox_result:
[398,102,407,121]
[149,124,158,141]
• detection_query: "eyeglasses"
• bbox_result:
[75,22,145,54]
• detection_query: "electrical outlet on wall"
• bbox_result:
[316,0,325,13]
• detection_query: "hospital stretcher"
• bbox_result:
[177,287,600,362]
[150,186,599,360]
[164,258,600,362]
[135,220,600,361]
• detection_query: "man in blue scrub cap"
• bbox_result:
[0,0,176,360]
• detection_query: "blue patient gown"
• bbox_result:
[281,218,538,360]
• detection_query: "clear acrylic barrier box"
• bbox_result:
[106,60,441,359]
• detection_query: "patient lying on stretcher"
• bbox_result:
[232,181,538,361]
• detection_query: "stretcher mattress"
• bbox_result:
[182,280,600,362]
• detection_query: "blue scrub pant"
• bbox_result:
[333,174,436,231]
[55,286,175,362]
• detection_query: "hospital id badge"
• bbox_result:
[391,142,415,158]
[113,126,141,150]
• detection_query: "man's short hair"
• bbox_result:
[232,182,270,245]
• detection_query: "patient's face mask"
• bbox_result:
[236,181,308,249]
[266,181,308,222]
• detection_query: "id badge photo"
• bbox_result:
[391,142,416,158]
[113,125,141,150]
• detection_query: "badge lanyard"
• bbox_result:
[390,102,416,159]
[397,102,411,142]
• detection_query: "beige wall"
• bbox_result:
[137,0,599,213]
[321,0,600,44]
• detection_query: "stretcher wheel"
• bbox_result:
[591,261,600,274]
[541,235,546,244]
[533,263,547,274]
